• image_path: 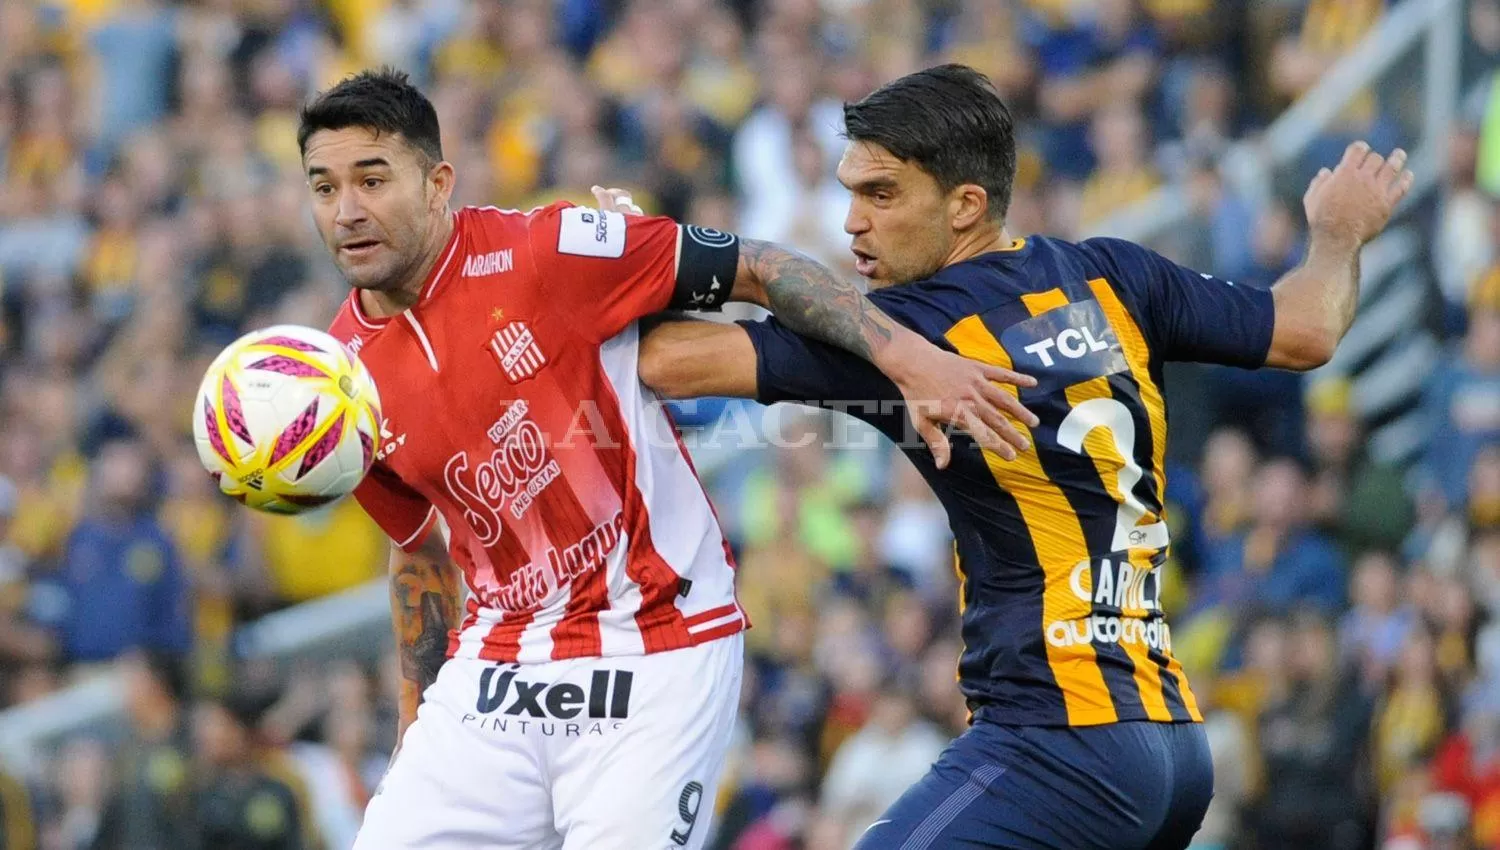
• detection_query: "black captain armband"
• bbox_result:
[669,225,739,312]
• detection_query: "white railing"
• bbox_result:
[1088,0,1465,242]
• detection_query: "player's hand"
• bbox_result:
[591,185,644,216]
[886,332,1040,469]
[1303,141,1415,248]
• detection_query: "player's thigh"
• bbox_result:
[854,721,1168,850]
[355,659,560,850]
[551,634,744,850]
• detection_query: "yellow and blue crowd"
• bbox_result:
[1,0,1500,847]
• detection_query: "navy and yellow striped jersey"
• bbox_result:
[739,235,1276,727]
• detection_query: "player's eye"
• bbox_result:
[313,183,334,197]
[363,177,384,189]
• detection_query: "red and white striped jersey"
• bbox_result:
[328,203,746,664]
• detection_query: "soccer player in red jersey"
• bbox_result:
[298,69,1036,849]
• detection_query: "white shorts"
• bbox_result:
[353,633,744,850]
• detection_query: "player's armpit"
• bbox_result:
[638,318,758,400]
[388,533,461,743]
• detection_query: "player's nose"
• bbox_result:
[334,190,368,227]
[843,204,870,236]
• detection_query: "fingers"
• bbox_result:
[977,380,1040,429]
[965,400,1029,458]
[980,363,1038,390]
[1383,147,1408,178]
[1383,148,1414,204]
[1391,169,1416,204]
[1339,140,1372,170]
[958,407,1015,462]
[917,419,951,470]
[589,185,645,215]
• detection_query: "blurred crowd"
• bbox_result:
[1,0,1500,848]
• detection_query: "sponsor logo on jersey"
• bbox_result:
[487,320,547,383]
[999,300,1128,392]
[473,667,633,718]
[461,668,632,735]
[461,249,514,278]
[376,418,406,461]
[556,207,626,258]
[444,403,563,545]
[492,511,625,612]
[1045,557,1171,651]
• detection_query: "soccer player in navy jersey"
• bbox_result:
[633,64,1413,849]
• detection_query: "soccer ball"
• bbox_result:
[192,325,381,515]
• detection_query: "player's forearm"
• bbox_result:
[733,239,926,377]
[638,318,759,399]
[389,535,461,740]
[1267,231,1362,371]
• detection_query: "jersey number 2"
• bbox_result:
[1056,397,1149,551]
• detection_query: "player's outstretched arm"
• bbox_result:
[638,317,759,400]
[1266,141,1414,371]
[590,187,1039,468]
[388,532,461,745]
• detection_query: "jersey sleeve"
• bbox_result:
[1085,237,1276,368]
[527,203,740,341]
[738,316,910,439]
[353,464,438,552]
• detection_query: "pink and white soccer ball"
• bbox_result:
[192,325,381,515]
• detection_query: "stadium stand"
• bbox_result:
[0,0,1497,847]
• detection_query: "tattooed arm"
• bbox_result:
[729,239,1038,466]
[388,533,462,744]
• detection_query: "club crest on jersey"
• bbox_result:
[487,321,548,383]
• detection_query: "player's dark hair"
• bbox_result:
[842,64,1016,222]
[298,68,443,168]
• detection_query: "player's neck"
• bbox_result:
[944,223,1014,269]
[359,209,455,319]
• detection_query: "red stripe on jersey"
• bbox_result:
[447,596,481,657]
[688,619,745,645]
[683,603,740,628]
[471,518,541,662]
[581,366,698,651]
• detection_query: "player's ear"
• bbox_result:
[950,183,989,231]
[426,160,456,212]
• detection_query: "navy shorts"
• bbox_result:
[853,715,1214,850]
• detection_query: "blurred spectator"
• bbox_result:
[191,688,314,850]
[1201,457,1347,620]
[818,687,947,848]
[1080,101,1159,229]
[92,651,195,850]
[51,439,190,666]
[1372,626,1449,799]
[1435,130,1491,334]
[1342,550,1418,690]
[1306,378,1415,554]
[1248,610,1372,850]
[47,739,112,850]
[0,761,38,850]
[1424,279,1500,514]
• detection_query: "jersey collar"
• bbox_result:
[348,209,463,329]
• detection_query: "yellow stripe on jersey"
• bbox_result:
[946,311,1118,726]
[1020,288,1070,315]
[1088,278,1203,722]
